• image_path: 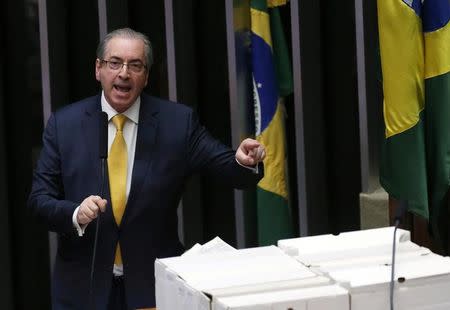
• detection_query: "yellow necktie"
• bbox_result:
[108,114,128,265]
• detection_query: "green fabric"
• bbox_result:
[269,7,293,97]
[257,187,294,245]
[380,112,428,218]
[380,72,450,246]
[251,0,268,12]
[425,72,450,243]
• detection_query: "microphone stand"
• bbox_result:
[89,111,108,310]
[389,200,408,310]
[389,219,400,310]
[89,158,106,309]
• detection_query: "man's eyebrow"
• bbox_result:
[107,56,143,63]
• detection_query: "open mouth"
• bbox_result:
[114,85,132,93]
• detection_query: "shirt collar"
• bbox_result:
[100,91,140,124]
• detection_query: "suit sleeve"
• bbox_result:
[186,110,263,189]
[27,113,78,234]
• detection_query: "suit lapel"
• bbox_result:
[122,95,159,225]
[81,96,101,163]
[81,95,102,184]
[81,95,115,224]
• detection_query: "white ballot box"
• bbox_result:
[214,284,349,310]
[327,253,450,310]
[155,246,331,310]
[296,241,430,273]
[278,226,411,257]
[156,229,450,310]
[308,241,431,274]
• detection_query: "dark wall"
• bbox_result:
[1,0,50,309]
[193,1,237,244]
[295,0,331,235]
[364,0,384,184]
[47,0,100,108]
[287,0,361,235]
[322,1,361,233]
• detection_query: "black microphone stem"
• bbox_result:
[390,200,408,310]
[390,219,400,310]
[89,111,108,310]
[89,158,106,310]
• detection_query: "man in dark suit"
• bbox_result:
[28,28,265,310]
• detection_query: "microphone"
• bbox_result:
[98,111,108,159]
[393,200,408,226]
[90,111,109,309]
[389,200,409,310]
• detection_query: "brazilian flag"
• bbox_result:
[378,0,450,246]
[251,0,294,245]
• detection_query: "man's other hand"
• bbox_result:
[77,195,107,225]
[235,138,266,167]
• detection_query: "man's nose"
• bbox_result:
[118,64,130,78]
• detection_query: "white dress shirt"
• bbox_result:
[72,91,140,275]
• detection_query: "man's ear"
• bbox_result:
[144,70,149,87]
[95,59,101,81]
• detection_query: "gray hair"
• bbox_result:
[96,28,153,70]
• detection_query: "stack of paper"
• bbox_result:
[155,244,331,310]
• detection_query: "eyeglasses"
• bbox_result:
[100,59,147,73]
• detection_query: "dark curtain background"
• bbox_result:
[1,0,51,309]
[288,0,362,235]
[322,0,361,233]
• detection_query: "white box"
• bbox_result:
[327,253,450,310]
[155,246,326,310]
[159,246,317,291]
[156,228,450,310]
[205,276,331,300]
[297,241,430,273]
[214,285,349,310]
[278,226,410,257]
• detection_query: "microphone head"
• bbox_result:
[98,111,108,159]
[394,200,409,223]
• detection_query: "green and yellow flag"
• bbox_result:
[251,0,294,245]
[378,0,450,244]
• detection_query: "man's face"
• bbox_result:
[95,37,149,113]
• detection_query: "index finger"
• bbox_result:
[91,195,103,202]
[243,139,260,149]
[97,199,108,212]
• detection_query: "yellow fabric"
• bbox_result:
[257,101,288,199]
[233,2,251,32]
[267,0,287,8]
[108,114,128,265]
[251,8,272,48]
[424,21,450,79]
[377,0,424,138]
